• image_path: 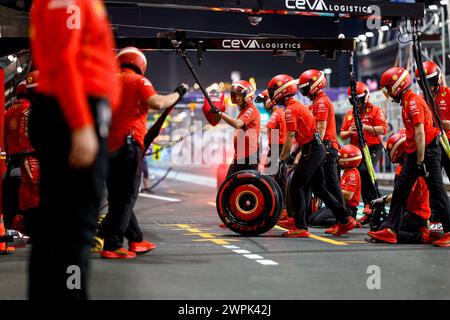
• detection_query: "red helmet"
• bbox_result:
[116,47,148,75]
[298,69,327,96]
[338,144,363,169]
[415,61,441,93]
[380,67,411,99]
[267,74,298,103]
[348,81,370,105]
[230,80,255,103]
[16,81,27,97]
[386,131,407,164]
[26,71,39,92]
[415,60,440,82]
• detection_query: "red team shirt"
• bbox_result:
[341,103,387,147]
[265,107,287,145]
[340,168,361,209]
[285,98,316,147]
[109,69,157,152]
[234,103,261,160]
[4,99,34,155]
[434,86,450,139]
[31,0,120,130]
[396,165,431,220]
[310,92,339,150]
[401,90,439,154]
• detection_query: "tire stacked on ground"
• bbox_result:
[216,170,284,236]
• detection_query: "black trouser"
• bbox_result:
[226,153,259,179]
[285,170,313,218]
[358,144,382,205]
[430,143,450,222]
[289,135,349,229]
[308,206,358,227]
[383,138,450,233]
[285,170,294,217]
[28,95,109,300]
[397,212,427,244]
[323,141,345,206]
[98,140,144,251]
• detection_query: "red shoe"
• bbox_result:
[368,228,397,244]
[357,214,370,226]
[281,228,310,238]
[219,224,227,229]
[277,217,295,230]
[129,240,157,254]
[280,209,288,220]
[420,227,443,244]
[333,216,359,236]
[101,248,137,259]
[433,232,450,247]
[325,224,339,235]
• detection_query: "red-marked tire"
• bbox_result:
[216,170,283,236]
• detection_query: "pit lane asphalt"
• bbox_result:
[1,168,449,300]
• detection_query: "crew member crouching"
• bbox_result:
[369,131,442,244]
[308,144,362,227]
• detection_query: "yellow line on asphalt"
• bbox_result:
[308,234,349,246]
[273,226,348,246]
[163,223,240,244]
[166,224,192,229]
[193,239,239,245]
[182,233,217,238]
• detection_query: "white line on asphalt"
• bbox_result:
[232,249,251,254]
[222,244,279,266]
[222,245,240,249]
[138,193,181,202]
[256,260,279,266]
[243,254,264,260]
